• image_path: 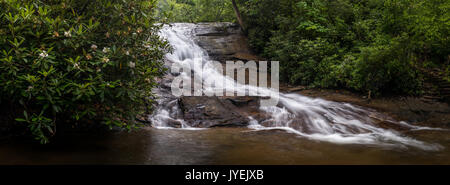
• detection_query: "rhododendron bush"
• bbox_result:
[0,0,170,143]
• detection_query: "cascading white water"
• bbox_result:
[153,23,443,151]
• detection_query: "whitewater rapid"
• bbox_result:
[152,23,443,151]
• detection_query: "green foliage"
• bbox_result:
[241,0,449,95]
[156,0,235,23]
[0,0,170,143]
[351,41,421,95]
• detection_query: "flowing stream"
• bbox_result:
[153,23,443,151]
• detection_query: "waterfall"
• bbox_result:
[152,23,442,151]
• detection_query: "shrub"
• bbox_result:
[351,43,421,95]
[0,0,170,143]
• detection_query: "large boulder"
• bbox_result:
[179,96,250,127]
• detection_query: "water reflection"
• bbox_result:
[0,127,449,165]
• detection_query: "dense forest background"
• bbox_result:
[158,0,449,96]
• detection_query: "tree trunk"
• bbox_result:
[231,0,246,33]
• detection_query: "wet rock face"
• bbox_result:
[179,96,250,127]
[194,22,257,62]
[178,96,273,128]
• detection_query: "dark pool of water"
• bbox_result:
[0,127,449,165]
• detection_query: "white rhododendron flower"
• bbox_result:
[102,47,110,53]
[129,62,135,68]
[39,51,48,58]
[102,57,110,63]
[91,44,98,50]
[64,31,71,37]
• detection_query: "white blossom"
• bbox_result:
[39,51,48,58]
[102,57,110,63]
[73,63,80,69]
[64,31,71,37]
[102,47,110,53]
[129,62,135,68]
[91,44,98,50]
